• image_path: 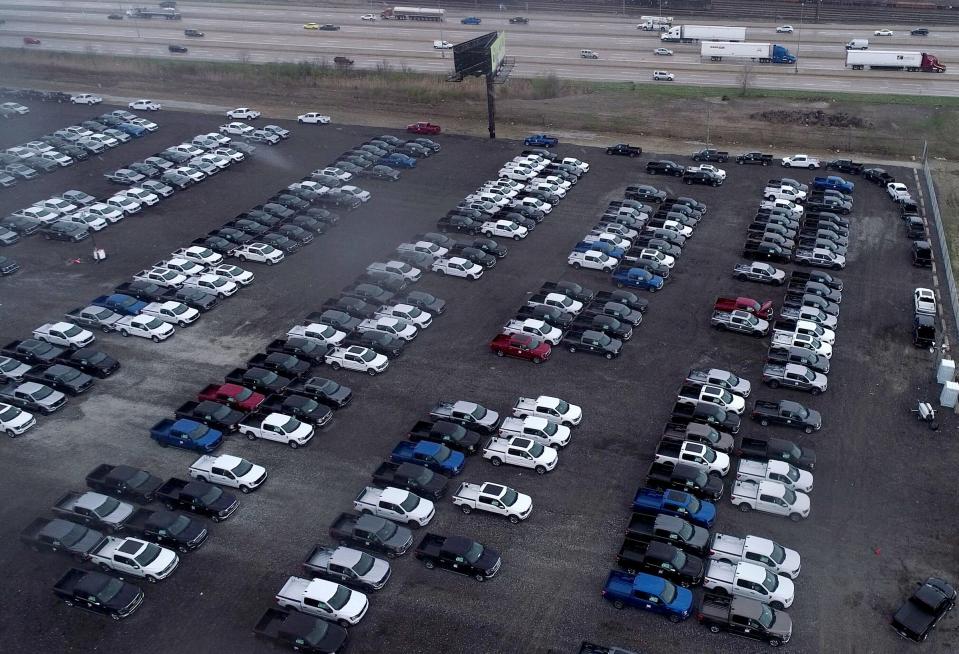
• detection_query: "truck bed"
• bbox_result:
[303,544,334,571]
[705,560,736,586]
[452,482,482,502]
[414,532,446,557]
[276,576,311,601]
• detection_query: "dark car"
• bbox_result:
[260,233,299,253]
[115,280,167,302]
[162,287,219,312]
[249,352,311,378]
[343,330,406,358]
[410,420,482,455]
[292,376,352,409]
[177,400,244,431]
[564,329,623,359]
[229,367,290,394]
[910,27,930,36]
[516,305,574,329]
[683,169,722,187]
[326,295,380,319]
[509,16,529,24]
[437,214,481,234]
[264,394,333,426]
[1,215,41,235]
[169,44,188,53]
[3,339,65,364]
[283,214,325,234]
[400,290,446,315]
[574,314,632,341]
[244,210,282,228]
[825,159,863,175]
[161,171,194,189]
[40,222,89,242]
[227,219,269,236]
[273,194,310,211]
[626,185,667,202]
[276,224,314,244]
[210,228,253,245]
[863,167,895,186]
[267,337,329,366]
[303,207,340,225]
[319,23,339,30]
[25,364,94,395]
[646,160,685,176]
[311,309,360,332]
[371,165,400,181]
[891,577,956,642]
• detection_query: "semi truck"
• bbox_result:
[845,50,945,73]
[661,25,746,43]
[701,42,796,64]
[380,6,445,21]
[639,15,673,31]
[126,7,182,19]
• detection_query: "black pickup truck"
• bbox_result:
[246,353,311,379]
[254,608,349,653]
[645,462,724,501]
[541,280,595,303]
[743,240,792,264]
[750,399,822,433]
[125,507,208,552]
[736,152,773,166]
[790,269,843,291]
[414,533,501,581]
[736,435,816,471]
[155,478,238,522]
[616,538,705,587]
[175,400,244,432]
[370,461,448,499]
[407,419,482,454]
[697,590,793,646]
[284,376,353,409]
[592,290,649,313]
[266,337,329,366]
[691,148,728,163]
[262,393,334,427]
[224,366,291,394]
[625,511,709,555]
[85,464,163,502]
[670,401,740,434]
[20,517,105,556]
[606,143,642,158]
[53,568,144,620]
[328,512,414,558]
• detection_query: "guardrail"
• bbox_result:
[921,150,959,354]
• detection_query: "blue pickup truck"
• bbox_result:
[574,241,625,259]
[611,267,664,292]
[461,16,482,24]
[379,153,417,169]
[390,440,465,476]
[812,176,854,194]
[602,570,693,622]
[523,134,559,148]
[91,294,146,316]
[150,418,223,453]
[632,488,716,528]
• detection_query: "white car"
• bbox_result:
[157,257,206,277]
[360,13,377,20]
[359,316,418,341]
[39,151,74,167]
[399,241,448,258]
[6,146,39,160]
[121,187,160,206]
[0,356,32,381]
[432,257,484,279]
[653,70,675,81]
[234,242,285,265]
[482,220,528,240]
[211,264,255,285]
[0,102,29,115]
[367,261,421,281]
[106,195,142,215]
[568,250,617,272]
[653,219,693,238]
[379,304,432,329]
[637,248,675,268]
[25,140,54,154]
[503,319,563,345]
[173,166,206,183]
[189,454,267,492]
[483,436,558,474]
[776,25,794,33]
[874,29,894,36]
[516,196,552,214]
[0,402,36,437]
[433,40,453,49]
[61,190,97,207]
[35,197,78,215]
[84,203,124,223]
[696,164,726,180]
[288,323,347,346]
[63,211,108,232]
[88,133,119,148]
[325,345,389,375]
[226,107,260,119]
[654,47,673,55]
[16,206,60,223]
[141,301,200,326]
[320,167,352,181]
[297,112,331,124]
[136,267,187,288]
[887,182,911,201]
[197,153,232,170]
[219,122,254,136]
[213,146,244,162]
[586,232,631,250]
[172,246,223,267]
[530,181,566,198]
[70,93,102,105]
[239,413,314,447]
[499,167,536,182]
[130,118,159,131]
[117,315,175,342]
[781,154,821,169]
[182,274,238,297]
[33,322,95,348]
[914,287,937,315]
[339,185,370,202]
[129,99,162,110]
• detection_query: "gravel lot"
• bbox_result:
[1,103,957,654]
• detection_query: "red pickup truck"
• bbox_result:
[714,296,773,319]
[197,383,265,412]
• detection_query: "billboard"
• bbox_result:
[490,31,506,75]
[453,31,499,78]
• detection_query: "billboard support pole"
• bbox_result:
[486,73,496,139]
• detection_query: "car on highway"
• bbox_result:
[70,93,102,105]
[776,25,794,33]
[654,48,673,55]
[407,122,441,135]
[298,112,331,124]
[874,29,894,36]
[129,99,161,110]
[168,44,188,53]
[653,71,675,81]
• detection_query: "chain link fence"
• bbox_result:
[921,150,959,355]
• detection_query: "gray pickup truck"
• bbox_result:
[302,544,391,591]
[710,310,769,336]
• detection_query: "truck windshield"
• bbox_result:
[542,422,557,436]
[134,543,162,567]
[376,521,397,540]
[0,406,21,422]
[200,487,223,505]
[233,387,252,401]
[785,465,800,482]
[188,424,209,439]
[230,459,254,477]
[464,541,485,564]
[528,442,545,458]
[126,471,150,488]
[95,497,121,518]
[720,390,733,404]
[670,549,688,570]
[677,522,694,541]
[353,552,375,576]
[96,578,125,603]
[762,570,779,592]
[501,488,519,506]
[782,488,797,505]
[281,417,302,434]
[164,515,191,535]
[758,603,776,629]
[659,582,677,604]
[433,445,451,463]
[701,448,716,463]
[399,494,420,512]
[327,585,352,610]
[769,543,787,564]
[468,405,487,420]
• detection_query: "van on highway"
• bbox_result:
[845,39,868,50]
[581,49,599,59]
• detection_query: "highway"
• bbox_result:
[2,0,957,96]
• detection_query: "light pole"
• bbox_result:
[795,1,805,74]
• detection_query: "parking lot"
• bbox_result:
[1,102,957,654]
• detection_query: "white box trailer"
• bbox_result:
[845,50,944,72]
[662,25,747,43]
[701,41,796,64]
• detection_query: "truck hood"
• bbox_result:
[143,548,178,576]
[106,502,135,525]
[712,452,731,476]
[511,493,533,517]
[768,609,793,640]
[681,554,706,582]
[385,529,414,551]
[779,547,801,579]
[688,525,710,551]
[476,548,502,574]
[104,582,144,611]
[726,394,746,414]
[794,468,814,493]
[535,447,559,466]
[362,557,392,586]
[236,463,267,486]
[771,575,795,606]
[805,408,822,429]
[341,591,369,621]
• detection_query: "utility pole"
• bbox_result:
[705,101,711,147]
[795,1,805,74]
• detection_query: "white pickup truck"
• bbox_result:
[703,559,795,609]
[238,412,314,448]
[353,486,435,527]
[171,246,223,267]
[140,301,199,327]
[735,459,813,493]
[275,577,369,626]
[481,219,528,241]
[685,368,751,397]
[189,454,267,493]
[431,257,485,279]
[770,330,833,358]
[502,319,563,345]
[116,315,175,342]
[709,532,802,579]
[498,416,571,448]
[512,395,582,426]
[483,436,558,474]
[773,319,835,345]
[730,479,810,522]
[568,250,618,272]
[32,322,95,348]
[397,241,448,259]
[287,323,347,346]
[654,438,730,476]
[88,536,179,582]
[676,383,745,414]
[133,268,187,289]
[358,317,417,341]
[451,482,533,523]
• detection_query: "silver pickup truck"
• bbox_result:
[709,310,769,336]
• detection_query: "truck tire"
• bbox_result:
[367,368,377,376]
[246,432,256,441]
[768,638,782,647]
[460,505,472,515]
[239,485,252,494]
[784,162,792,168]
[424,559,435,569]
[238,254,248,262]
[768,380,779,389]
[266,259,275,266]
[808,164,815,169]
[338,619,350,628]
[99,563,112,573]
[330,362,341,371]
[771,601,785,609]
[738,503,752,513]
[495,350,504,357]
[604,353,614,360]
[120,329,130,337]
[789,513,803,522]
[811,387,821,396]
[535,465,547,475]
[151,335,161,343]
[513,235,521,241]
[211,515,221,523]
[111,612,121,621]
[612,600,625,610]
[288,440,299,449]
[6,429,16,438]
[508,514,520,524]
[490,457,502,467]
[474,573,486,582]
[804,425,814,434]
[146,575,158,583]
[709,625,722,634]
[668,614,682,623]
[760,418,769,426]
[572,262,581,269]
[567,346,577,353]
[532,357,542,364]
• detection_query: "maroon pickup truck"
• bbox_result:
[714,296,773,319]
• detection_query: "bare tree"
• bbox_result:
[738,63,754,97]
[238,50,251,64]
